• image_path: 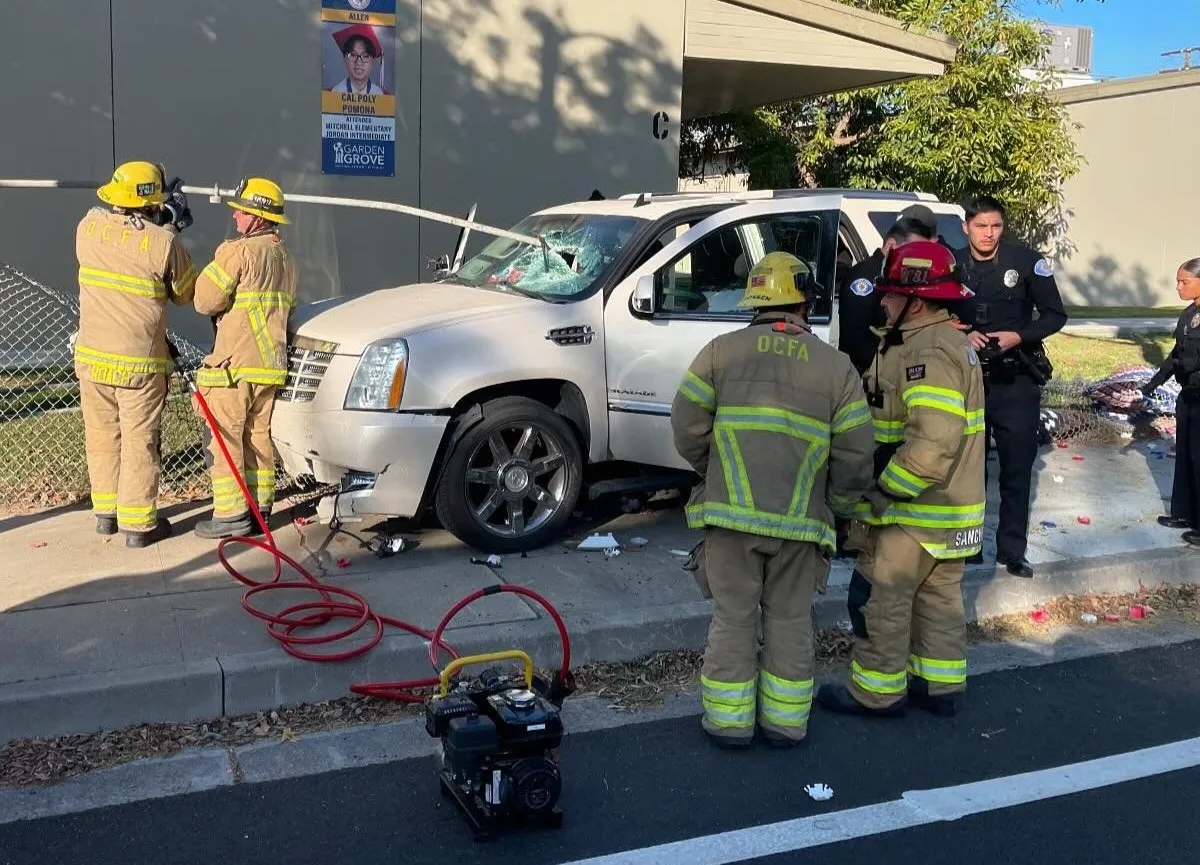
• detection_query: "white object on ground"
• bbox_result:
[1080,613,1098,624]
[804,783,834,801]
[578,533,621,551]
[604,548,621,559]
[487,555,502,567]
[629,537,649,547]
[670,549,691,557]
[1053,475,1064,483]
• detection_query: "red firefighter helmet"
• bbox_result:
[876,240,974,302]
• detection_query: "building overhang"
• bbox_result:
[683,0,958,120]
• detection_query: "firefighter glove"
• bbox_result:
[163,179,193,232]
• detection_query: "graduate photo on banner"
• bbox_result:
[320,0,397,177]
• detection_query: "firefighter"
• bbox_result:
[74,161,197,547]
[671,252,876,749]
[817,240,986,718]
[191,177,299,539]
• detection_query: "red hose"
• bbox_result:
[184,377,571,704]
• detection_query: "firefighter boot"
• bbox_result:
[125,518,172,549]
[194,514,253,540]
[907,677,957,717]
[815,683,906,717]
[96,516,117,536]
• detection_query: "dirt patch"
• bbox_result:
[3,585,1198,788]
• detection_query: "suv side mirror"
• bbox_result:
[631,274,655,316]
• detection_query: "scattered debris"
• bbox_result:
[670,549,691,557]
[578,533,620,551]
[980,728,1006,740]
[1130,605,1148,620]
[1080,613,1098,624]
[470,555,502,567]
[628,537,649,548]
[1040,521,1058,529]
[1072,455,1085,462]
[804,783,834,802]
[1104,613,1121,623]
[29,541,46,548]
[1052,475,1064,484]
[335,557,351,568]
[1078,516,1092,525]
[603,548,621,559]
[1030,609,1049,623]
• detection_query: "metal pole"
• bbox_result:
[0,178,544,249]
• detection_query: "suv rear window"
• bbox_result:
[867,210,968,251]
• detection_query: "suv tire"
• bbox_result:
[435,396,584,554]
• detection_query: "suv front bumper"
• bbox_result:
[272,402,449,519]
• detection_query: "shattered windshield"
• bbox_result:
[450,213,646,300]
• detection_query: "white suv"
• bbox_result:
[272,189,967,552]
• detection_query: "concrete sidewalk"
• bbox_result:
[1,438,1197,744]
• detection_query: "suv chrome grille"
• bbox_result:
[278,336,339,403]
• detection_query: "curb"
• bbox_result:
[2,546,1198,744]
[1060,321,1175,339]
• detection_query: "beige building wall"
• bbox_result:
[1056,70,1200,308]
[0,0,683,348]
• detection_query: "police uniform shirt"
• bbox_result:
[950,241,1068,344]
[837,249,887,373]
[1170,303,1200,387]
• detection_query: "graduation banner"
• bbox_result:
[320,0,396,176]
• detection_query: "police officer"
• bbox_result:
[838,211,937,374]
[817,240,986,718]
[949,196,1067,578]
[671,252,875,749]
[192,177,299,539]
[74,161,196,548]
[1143,258,1200,545]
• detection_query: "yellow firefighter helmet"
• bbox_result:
[227,176,290,224]
[96,161,167,209]
[738,252,813,309]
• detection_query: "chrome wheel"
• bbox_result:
[463,422,569,539]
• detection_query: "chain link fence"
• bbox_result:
[0,262,328,517]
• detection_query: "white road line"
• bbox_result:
[554,736,1200,865]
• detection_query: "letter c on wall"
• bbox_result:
[652,111,670,140]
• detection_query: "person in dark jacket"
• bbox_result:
[1144,258,1200,547]
[946,196,1067,578]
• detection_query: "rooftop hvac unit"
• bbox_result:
[1039,24,1094,72]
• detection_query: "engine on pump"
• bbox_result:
[425,652,567,840]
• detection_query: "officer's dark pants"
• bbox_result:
[1169,387,1200,528]
[985,374,1041,561]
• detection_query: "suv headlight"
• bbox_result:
[344,338,408,410]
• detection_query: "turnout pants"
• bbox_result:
[197,382,277,519]
[847,526,967,710]
[699,527,823,744]
[80,375,168,533]
[985,376,1041,560]
[1169,388,1200,528]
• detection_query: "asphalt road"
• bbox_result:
[3,640,1199,865]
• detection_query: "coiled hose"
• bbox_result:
[173,345,572,704]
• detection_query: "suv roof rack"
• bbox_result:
[617,188,941,203]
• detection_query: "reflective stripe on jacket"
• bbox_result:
[858,308,987,559]
[73,208,197,387]
[670,311,876,554]
[193,231,299,387]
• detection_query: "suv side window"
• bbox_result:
[653,212,836,323]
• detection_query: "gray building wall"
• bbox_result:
[0,0,683,346]
[1055,70,1200,309]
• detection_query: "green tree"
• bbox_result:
[679,0,1099,249]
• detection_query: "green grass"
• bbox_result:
[1065,306,1179,319]
[1044,332,1173,382]
[0,392,209,509]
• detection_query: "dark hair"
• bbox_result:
[1182,258,1200,278]
[886,217,935,243]
[345,36,378,58]
[963,195,1006,222]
